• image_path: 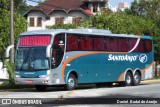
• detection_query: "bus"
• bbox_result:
[5,28,154,91]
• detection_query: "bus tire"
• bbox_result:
[106,82,113,87]
[133,72,141,86]
[35,85,47,91]
[124,72,133,86]
[96,83,104,88]
[65,74,77,90]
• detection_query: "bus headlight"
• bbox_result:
[39,75,48,78]
[15,75,21,78]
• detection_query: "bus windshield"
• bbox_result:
[15,47,49,71]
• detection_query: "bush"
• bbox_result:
[4,60,15,85]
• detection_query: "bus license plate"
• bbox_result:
[26,80,33,84]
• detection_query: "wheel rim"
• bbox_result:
[134,73,140,83]
[126,75,131,84]
[68,77,75,88]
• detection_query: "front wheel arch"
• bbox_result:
[65,71,78,84]
[65,71,78,90]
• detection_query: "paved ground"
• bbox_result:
[0,79,160,106]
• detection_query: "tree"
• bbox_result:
[0,0,27,61]
[129,0,160,19]
[47,23,77,29]
[125,0,160,68]
[81,12,157,36]
[0,0,30,14]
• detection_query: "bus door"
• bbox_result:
[51,34,65,68]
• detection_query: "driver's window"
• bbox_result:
[51,34,65,68]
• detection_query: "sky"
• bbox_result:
[109,0,134,7]
[26,0,134,7]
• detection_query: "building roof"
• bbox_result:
[25,0,94,16]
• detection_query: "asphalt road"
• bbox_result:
[0,81,160,106]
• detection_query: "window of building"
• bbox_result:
[118,38,128,52]
[93,4,98,13]
[72,17,81,24]
[29,18,34,27]
[37,17,42,27]
[55,17,64,25]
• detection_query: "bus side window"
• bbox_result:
[52,34,65,68]
[139,39,145,52]
[86,36,93,50]
[129,39,137,52]
[146,40,152,52]
[93,37,104,51]
[110,38,118,52]
[106,37,111,51]
[118,38,128,52]
[79,36,86,50]
[66,35,78,51]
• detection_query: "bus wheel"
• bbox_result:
[133,72,141,86]
[106,82,113,87]
[124,72,133,86]
[35,85,47,91]
[65,74,77,90]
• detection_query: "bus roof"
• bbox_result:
[20,28,152,39]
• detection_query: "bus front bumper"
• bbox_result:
[14,77,51,85]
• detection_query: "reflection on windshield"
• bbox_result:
[15,47,49,71]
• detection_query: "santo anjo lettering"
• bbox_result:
[108,54,138,62]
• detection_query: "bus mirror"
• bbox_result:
[46,44,51,57]
[5,45,14,58]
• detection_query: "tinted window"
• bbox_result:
[128,38,152,53]
[79,36,93,50]
[128,38,137,51]
[106,37,111,51]
[118,38,128,52]
[139,39,145,52]
[146,40,152,52]
[67,35,78,51]
[110,38,118,52]
[93,37,105,51]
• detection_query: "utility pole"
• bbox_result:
[10,0,14,63]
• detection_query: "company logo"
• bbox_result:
[108,54,138,62]
[139,54,147,63]
[2,99,11,104]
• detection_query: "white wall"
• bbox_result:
[27,10,89,31]
[27,11,46,31]
[0,62,9,81]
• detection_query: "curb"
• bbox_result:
[141,79,160,83]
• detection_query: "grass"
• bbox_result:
[151,76,160,80]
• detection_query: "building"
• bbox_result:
[118,1,129,11]
[24,0,108,31]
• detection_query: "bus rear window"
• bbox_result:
[19,35,51,46]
